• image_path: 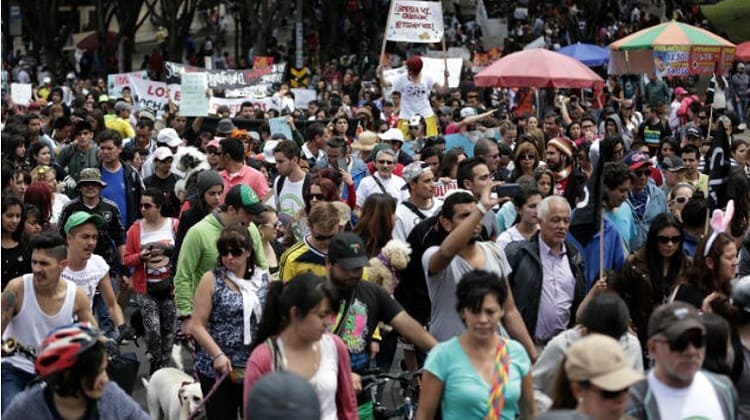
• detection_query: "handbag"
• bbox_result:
[146,278,173,296]
[485,338,510,420]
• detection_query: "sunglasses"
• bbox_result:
[656,235,682,244]
[156,158,173,163]
[635,170,651,177]
[313,233,335,241]
[596,387,630,400]
[207,149,219,155]
[378,160,395,165]
[660,332,706,352]
[309,193,325,200]
[671,196,689,205]
[140,202,155,209]
[520,154,536,160]
[219,247,245,257]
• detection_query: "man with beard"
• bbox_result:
[0,233,95,412]
[626,302,737,419]
[423,189,537,358]
[325,231,437,419]
[545,137,586,208]
[505,196,586,352]
[24,114,56,158]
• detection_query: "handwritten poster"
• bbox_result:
[10,83,32,105]
[385,0,444,43]
[180,73,209,117]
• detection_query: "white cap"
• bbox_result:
[263,140,280,164]
[157,128,183,148]
[460,107,477,119]
[152,146,174,161]
[43,76,51,84]
[381,128,405,143]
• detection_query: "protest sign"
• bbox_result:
[444,133,476,157]
[11,83,32,105]
[269,117,293,140]
[291,88,317,109]
[382,57,463,88]
[107,71,147,97]
[127,76,180,114]
[164,61,286,99]
[207,97,275,116]
[385,0,444,43]
[180,73,209,117]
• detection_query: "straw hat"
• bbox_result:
[351,131,380,151]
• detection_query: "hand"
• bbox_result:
[370,340,380,359]
[352,373,363,393]
[285,115,296,129]
[702,292,726,313]
[213,353,232,374]
[139,248,151,261]
[479,182,502,210]
[591,275,608,295]
[181,317,193,336]
[340,168,353,185]
[444,69,450,79]
[120,275,132,290]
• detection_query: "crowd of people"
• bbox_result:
[2,1,750,419]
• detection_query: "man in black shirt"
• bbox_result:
[143,147,181,218]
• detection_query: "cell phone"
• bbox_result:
[494,183,521,198]
[337,158,348,172]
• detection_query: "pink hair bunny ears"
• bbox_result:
[704,200,734,257]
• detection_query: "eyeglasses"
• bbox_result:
[219,247,245,257]
[520,154,536,160]
[635,170,650,177]
[309,193,325,201]
[656,235,682,244]
[140,203,154,209]
[378,160,394,165]
[657,332,706,352]
[313,233,335,241]
[671,196,689,205]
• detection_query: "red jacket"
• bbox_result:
[124,218,179,294]
[244,334,357,420]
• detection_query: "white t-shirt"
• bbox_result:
[356,173,406,207]
[270,176,305,217]
[647,370,725,420]
[496,226,529,249]
[393,74,436,119]
[61,254,110,308]
[392,199,441,241]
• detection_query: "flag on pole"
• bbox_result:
[385,0,444,43]
[706,120,732,210]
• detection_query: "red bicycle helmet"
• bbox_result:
[35,322,102,378]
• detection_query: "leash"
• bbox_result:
[186,369,229,420]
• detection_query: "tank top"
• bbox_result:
[2,274,77,373]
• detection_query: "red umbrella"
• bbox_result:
[736,41,750,61]
[474,48,604,89]
[77,31,118,50]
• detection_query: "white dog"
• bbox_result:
[142,367,204,420]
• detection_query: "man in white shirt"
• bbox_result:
[626,302,737,419]
[393,161,440,241]
[356,149,405,214]
[271,140,308,216]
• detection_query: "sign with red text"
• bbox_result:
[385,0,443,43]
[107,71,147,98]
[654,45,735,77]
[127,76,181,113]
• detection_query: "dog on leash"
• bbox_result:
[142,367,204,420]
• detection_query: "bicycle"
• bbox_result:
[361,369,421,420]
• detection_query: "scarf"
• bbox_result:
[224,270,264,345]
[485,338,510,420]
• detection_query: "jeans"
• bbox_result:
[93,293,115,337]
[736,97,750,123]
[1,362,36,414]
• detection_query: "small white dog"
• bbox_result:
[142,367,204,420]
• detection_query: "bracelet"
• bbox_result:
[477,203,488,215]
[212,352,225,362]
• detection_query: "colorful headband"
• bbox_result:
[704,200,734,257]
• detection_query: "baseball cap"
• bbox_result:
[623,151,652,171]
[157,128,183,148]
[674,87,687,95]
[460,107,477,119]
[77,168,107,187]
[401,161,431,189]
[647,302,705,341]
[731,276,750,314]
[405,56,423,74]
[662,155,686,172]
[381,128,405,143]
[245,371,320,420]
[216,118,237,136]
[328,232,370,270]
[153,146,174,162]
[564,334,644,391]
[207,139,221,150]
[64,211,105,234]
[114,101,132,113]
[43,76,51,84]
[224,184,264,215]
[738,62,746,70]
[685,126,702,138]
[262,140,280,164]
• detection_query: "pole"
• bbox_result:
[441,35,448,86]
[599,207,604,283]
[380,0,395,67]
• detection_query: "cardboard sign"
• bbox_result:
[127,76,180,113]
[179,73,209,117]
[10,83,31,105]
[386,0,444,43]
[269,116,293,140]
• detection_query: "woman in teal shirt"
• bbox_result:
[418,269,535,420]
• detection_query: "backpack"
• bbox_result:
[275,172,313,212]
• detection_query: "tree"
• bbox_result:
[237,0,293,62]
[101,0,149,73]
[18,0,77,79]
[145,0,201,62]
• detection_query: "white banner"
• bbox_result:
[10,83,31,105]
[208,97,275,116]
[127,77,180,113]
[107,71,147,98]
[291,88,317,109]
[386,0,444,43]
[382,56,463,88]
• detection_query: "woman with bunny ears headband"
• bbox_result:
[673,200,740,316]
